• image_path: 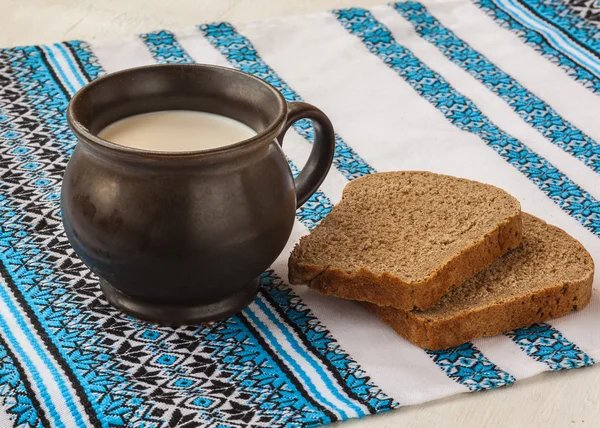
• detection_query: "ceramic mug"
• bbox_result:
[62,64,335,325]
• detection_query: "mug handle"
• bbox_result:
[277,102,335,208]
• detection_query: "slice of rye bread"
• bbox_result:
[366,213,595,350]
[288,172,522,311]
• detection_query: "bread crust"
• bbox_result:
[365,272,593,350]
[289,213,522,311]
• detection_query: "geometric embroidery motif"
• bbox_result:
[564,0,600,28]
[139,31,194,64]
[506,323,595,370]
[427,343,516,391]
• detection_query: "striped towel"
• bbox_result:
[0,0,599,426]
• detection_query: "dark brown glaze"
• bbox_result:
[62,64,335,324]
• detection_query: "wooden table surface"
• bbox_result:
[1,0,598,426]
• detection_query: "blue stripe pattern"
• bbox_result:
[39,45,77,95]
[333,6,595,386]
[0,113,52,428]
[199,22,377,181]
[0,254,86,428]
[475,0,600,93]
[254,295,367,418]
[54,43,87,88]
[2,48,99,426]
[335,8,600,237]
[0,274,63,427]
[223,313,336,426]
[140,28,394,418]
[506,323,595,370]
[394,1,600,174]
[520,0,600,57]
[141,29,334,230]
[64,41,104,80]
[497,0,600,76]
[246,302,352,420]
[260,271,394,412]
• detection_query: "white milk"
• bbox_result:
[98,110,257,152]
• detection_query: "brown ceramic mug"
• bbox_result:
[62,64,335,325]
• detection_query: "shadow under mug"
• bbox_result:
[62,64,335,325]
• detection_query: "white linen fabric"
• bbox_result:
[0,1,598,426]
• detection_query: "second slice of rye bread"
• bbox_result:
[367,214,594,350]
[289,172,523,311]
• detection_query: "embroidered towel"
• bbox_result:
[0,0,599,426]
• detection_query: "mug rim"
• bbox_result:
[67,63,288,158]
